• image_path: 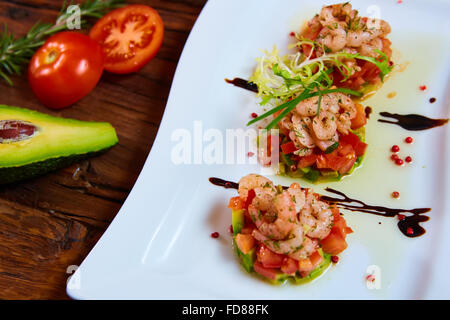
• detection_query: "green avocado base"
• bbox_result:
[0,105,118,185]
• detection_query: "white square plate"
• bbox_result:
[67,0,450,299]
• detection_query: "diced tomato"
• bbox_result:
[325,146,357,174]
[309,250,323,267]
[240,224,256,235]
[340,132,368,157]
[332,214,353,239]
[235,233,256,254]
[351,103,367,129]
[297,250,324,277]
[381,38,392,58]
[321,229,348,255]
[298,258,313,274]
[253,261,278,280]
[228,196,244,210]
[300,25,320,58]
[257,244,284,268]
[315,154,328,169]
[338,144,354,157]
[281,257,298,275]
[243,189,256,209]
[281,141,298,154]
[321,210,351,255]
[298,154,317,168]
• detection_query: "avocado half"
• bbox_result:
[0,105,118,185]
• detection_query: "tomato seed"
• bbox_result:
[211,232,219,238]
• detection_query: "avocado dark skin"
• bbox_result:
[0,105,118,185]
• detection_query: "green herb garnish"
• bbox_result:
[325,142,339,154]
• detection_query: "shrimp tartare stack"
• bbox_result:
[249,3,393,182]
[229,174,353,283]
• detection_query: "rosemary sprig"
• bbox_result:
[0,0,124,85]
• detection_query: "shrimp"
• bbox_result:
[238,174,277,210]
[366,18,391,38]
[319,27,347,52]
[312,111,337,140]
[313,132,339,152]
[360,37,383,58]
[299,193,333,240]
[346,30,372,47]
[287,183,306,213]
[335,93,356,118]
[249,191,298,240]
[291,236,319,261]
[295,94,340,117]
[295,96,321,117]
[336,113,352,135]
[248,204,294,240]
[252,224,306,259]
[290,115,315,148]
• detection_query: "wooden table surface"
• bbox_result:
[0,0,205,299]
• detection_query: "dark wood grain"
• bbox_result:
[0,0,206,299]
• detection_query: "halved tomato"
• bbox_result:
[256,244,284,268]
[89,5,164,74]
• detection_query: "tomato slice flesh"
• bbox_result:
[89,5,164,74]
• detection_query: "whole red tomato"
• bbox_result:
[28,32,104,109]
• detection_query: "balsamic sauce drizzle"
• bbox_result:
[321,188,430,238]
[378,112,449,131]
[225,78,258,93]
[209,177,431,238]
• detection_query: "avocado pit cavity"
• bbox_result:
[0,120,38,143]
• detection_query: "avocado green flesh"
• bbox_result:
[232,209,245,235]
[0,105,118,184]
[280,127,366,183]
